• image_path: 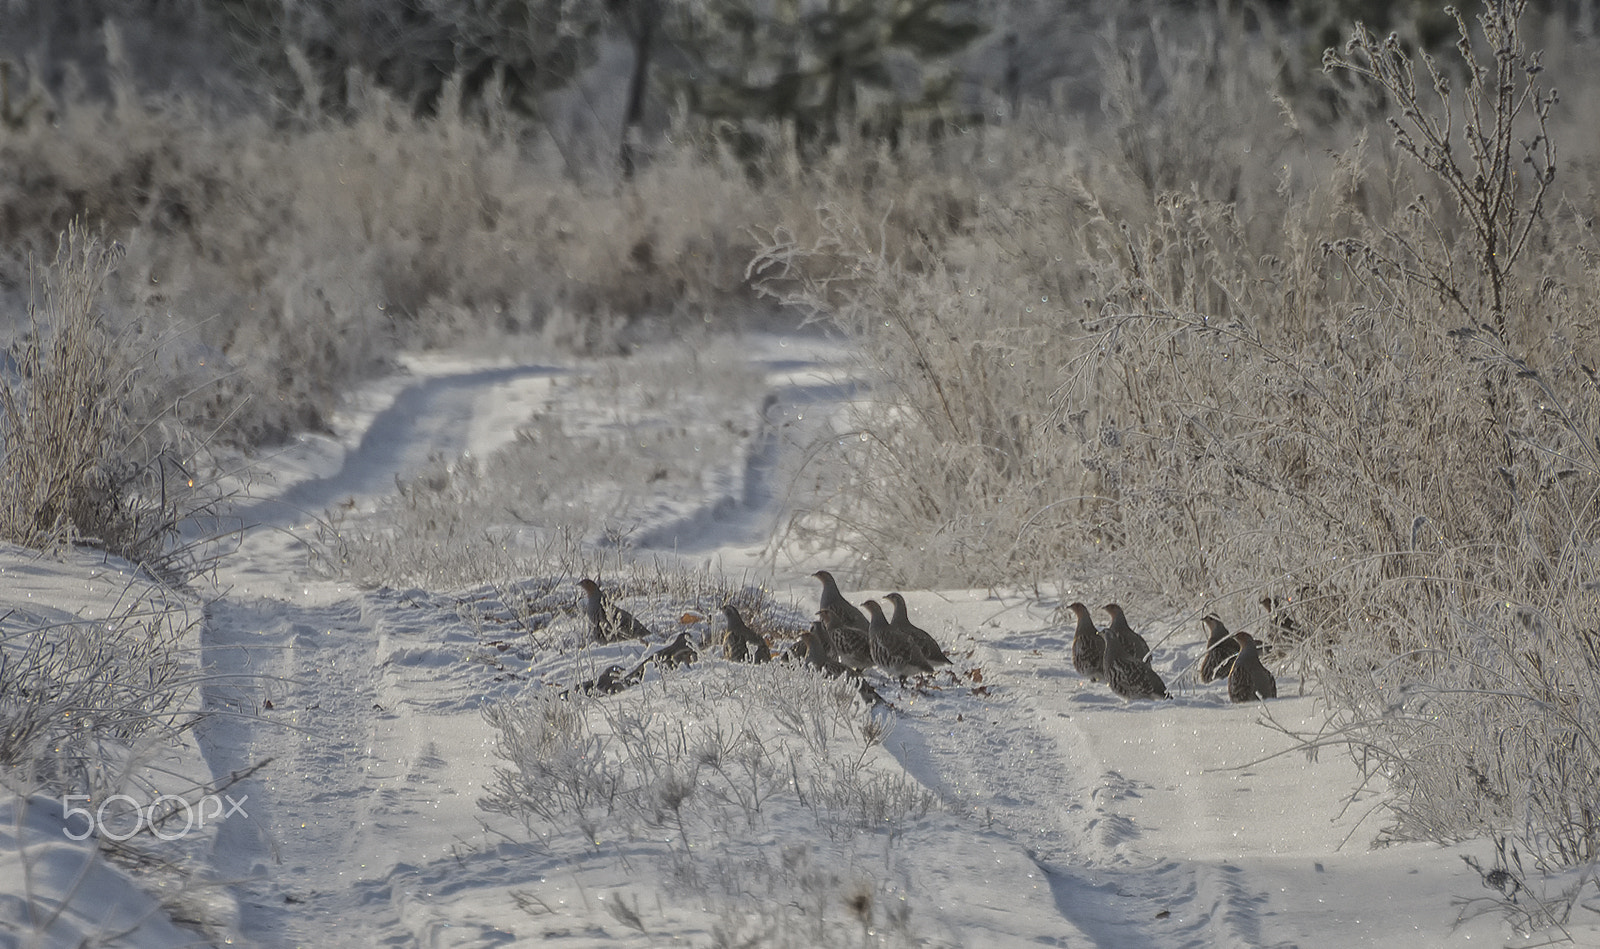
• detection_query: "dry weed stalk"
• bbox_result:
[1323,1,1557,336]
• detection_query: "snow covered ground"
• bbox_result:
[2,330,1589,947]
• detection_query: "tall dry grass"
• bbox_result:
[0,224,231,577]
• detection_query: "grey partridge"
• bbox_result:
[856,677,889,708]
[816,605,874,672]
[561,664,629,699]
[720,605,772,663]
[1100,603,1170,700]
[794,628,852,678]
[1260,595,1301,645]
[588,664,628,694]
[1199,615,1241,684]
[1102,602,1152,662]
[1067,602,1105,681]
[578,578,654,642]
[795,629,881,709]
[883,592,953,666]
[812,570,870,633]
[863,599,936,685]
[649,630,698,669]
[1228,631,1276,703]
[785,627,815,662]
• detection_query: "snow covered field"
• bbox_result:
[1,333,1585,947]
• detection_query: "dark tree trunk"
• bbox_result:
[620,0,658,180]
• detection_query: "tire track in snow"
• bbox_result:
[200,590,539,946]
[197,345,854,945]
[233,364,567,532]
[630,361,862,561]
[199,361,574,945]
[200,596,391,944]
[877,607,1285,947]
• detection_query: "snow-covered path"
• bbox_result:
[235,363,569,532]
[162,332,1538,945]
[840,590,1494,948]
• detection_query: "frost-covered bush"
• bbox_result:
[0,226,229,577]
[0,28,981,452]
[481,661,932,845]
[0,586,197,796]
[481,655,936,947]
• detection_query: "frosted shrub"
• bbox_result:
[1297,3,1600,880]
[0,226,228,577]
[481,660,933,847]
[481,692,620,842]
[0,591,196,797]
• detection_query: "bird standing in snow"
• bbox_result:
[812,570,870,632]
[1067,602,1105,681]
[790,627,887,707]
[1198,614,1241,684]
[561,664,630,698]
[883,592,953,667]
[1101,603,1170,700]
[720,605,771,663]
[577,578,654,642]
[793,628,853,678]
[823,612,874,671]
[1227,631,1276,703]
[1102,602,1152,663]
[811,576,874,671]
[863,599,936,685]
[649,630,698,669]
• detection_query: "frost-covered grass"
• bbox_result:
[481,660,933,875]
[0,226,235,939]
[481,663,936,946]
[0,592,198,811]
[0,25,970,450]
[482,660,928,839]
[0,545,239,945]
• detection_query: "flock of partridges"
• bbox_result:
[1066,602,1277,703]
[566,571,1278,706]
